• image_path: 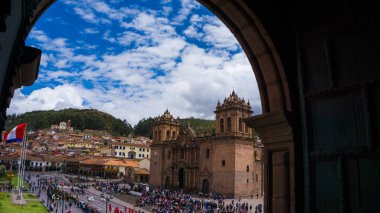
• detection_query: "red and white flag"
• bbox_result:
[2,123,27,144]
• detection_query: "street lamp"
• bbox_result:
[105,193,112,213]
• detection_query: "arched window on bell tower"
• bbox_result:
[220,118,224,133]
[159,130,162,141]
[166,130,170,140]
[227,117,232,132]
[172,131,176,139]
[239,117,243,132]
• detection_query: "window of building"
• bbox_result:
[142,154,145,157]
[115,146,118,149]
[143,148,145,152]
[222,160,225,167]
[239,117,243,132]
[147,154,149,158]
[245,125,249,133]
[166,130,170,140]
[139,148,142,151]
[138,154,141,157]
[206,149,210,159]
[220,119,224,133]
[159,130,161,140]
[247,165,249,172]
[147,149,149,152]
[227,117,232,131]
[247,179,249,183]
[119,152,122,156]
[172,131,176,139]
[114,152,117,156]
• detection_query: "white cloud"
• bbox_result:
[83,28,99,34]
[183,25,203,39]
[9,85,85,114]
[73,7,98,24]
[202,18,239,51]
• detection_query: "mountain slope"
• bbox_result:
[5,108,133,136]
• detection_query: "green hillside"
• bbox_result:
[133,117,215,138]
[5,109,216,138]
[5,108,133,136]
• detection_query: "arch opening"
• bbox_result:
[178,168,185,189]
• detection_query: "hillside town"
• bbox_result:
[0,120,152,183]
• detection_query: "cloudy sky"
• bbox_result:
[8,0,261,125]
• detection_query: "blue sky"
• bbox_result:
[8,0,260,125]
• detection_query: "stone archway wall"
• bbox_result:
[1,0,296,212]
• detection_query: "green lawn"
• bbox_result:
[0,192,48,213]
[0,175,30,189]
[23,193,38,199]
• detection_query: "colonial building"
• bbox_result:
[150,91,263,197]
[112,143,151,159]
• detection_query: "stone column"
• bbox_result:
[244,110,294,213]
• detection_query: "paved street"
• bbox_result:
[25,171,264,213]
[27,171,149,213]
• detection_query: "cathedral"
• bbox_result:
[150,91,263,197]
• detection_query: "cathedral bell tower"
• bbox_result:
[152,109,180,143]
[214,90,253,138]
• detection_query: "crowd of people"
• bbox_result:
[18,172,264,213]
[135,188,263,213]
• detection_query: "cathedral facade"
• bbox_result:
[150,91,263,197]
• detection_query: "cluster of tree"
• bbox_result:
[133,117,215,138]
[5,109,216,139]
[0,165,6,178]
[5,109,133,136]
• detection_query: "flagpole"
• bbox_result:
[17,141,22,194]
[20,134,26,196]
[20,126,27,197]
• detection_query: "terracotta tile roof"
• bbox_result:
[134,168,150,175]
[112,142,150,148]
[80,157,140,167]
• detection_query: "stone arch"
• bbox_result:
[6,1,294,212]
[165,176,170,188]
[178,168,185,189]
[202,179,209,193]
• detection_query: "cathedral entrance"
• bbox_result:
[202,179,209,193]
[165,176,170,188]
[178,168,185,189]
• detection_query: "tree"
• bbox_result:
[0,165,7,177]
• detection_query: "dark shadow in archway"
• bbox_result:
[178,168,185,189]
[202,179,209,193]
